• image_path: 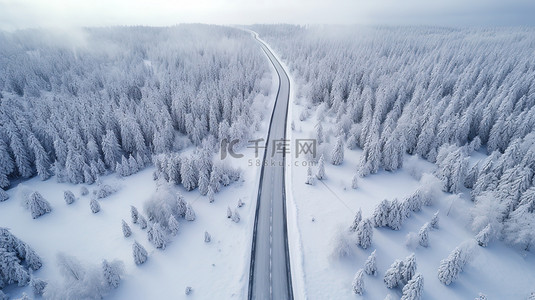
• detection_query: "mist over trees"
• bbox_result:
[253,25,535,251]
[0,25,271,192]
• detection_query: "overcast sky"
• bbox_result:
[1,0,534,30]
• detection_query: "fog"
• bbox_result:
[1,0,534,30]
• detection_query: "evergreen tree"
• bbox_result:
[364,250,377,276]
[227,206,232,218]
[181,157,197,191]
[418,223,430,248]
[0,247,30,287]
[204,231,211,243]
[147,223,167,249]
[356,218,373,249]
[316,154,325,180]
[330,136,345,165]
[30,276,47,296]
[90,199,100,213]
[207,186,215,203]
[24,245,42,271]
[80,186,89,196]
[185,203,196,221]
[232,208,241,223]
[373,199,390,227]
[27,191,52,219]
[384,259,404,289]
[138,215,147,230]
[352,269,365,295]
[168,215,179,236]
[402,253,417,284]
[387,199,403,230]
[475,224,491,247]
[198,169,210,196]
[401,273,424,300]
[351,174,358,189]
[437,246,466,285]
[316,122,324,144]
[132,241,148,265]
[102,259,124,288]
[64,190,75,205]
[131,206,139,224]
[102,130,121,169]
[430,211,440,229]
[122,220,132,238]
[28,134,51,180]
[0,188,8,202]
[349,209,362,232]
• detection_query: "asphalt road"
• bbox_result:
[248,32,293,300]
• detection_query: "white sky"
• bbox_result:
[1,0,534,30]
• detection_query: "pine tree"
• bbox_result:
[316,122,324,144]
[402,253,417,284]
[232,209,240,223]
[349,209,362,232]
[132,241,148,265]
[373,199,390,227]
[330,136,344,165]
[90,199,100,213]
[352,269,365,295]
[102,259,124,288]
[80,186,89,196]
[102,130,121,169]
[238,199,244,207]
[204,231,211,243]
[27,191,52,219]
[437,246,466,285]
[24,245,42,271]
[0,247,30,287]
[387,199,403,230]
[131,206,139,224]
[128,155,139,174]
[0,188,8,202]
[316,154,325,179]
[122,220,132,237]
[138,215,147,229]
[28,134,51,180]
[364,250,377,276]
[418,223,430,248]
[168,215,179,236]
[401,273,424,300]
[64,190,75,205]
[430,211,439,229]
[147,223,167,249]
[181,157,197,191]
[227,206,232,218]
[30,276,47,296]
[351,174,358,189]
[384,259,404,289]
[305,165,315,185]
[198,170,210,196]
[475,224,491,247]
[207,186,215,203]
[356,218,373,249]
[185,203,196,221]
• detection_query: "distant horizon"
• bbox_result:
[1,0,534,31]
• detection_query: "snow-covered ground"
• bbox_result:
[286,84,535,299]
[0,51,279,300]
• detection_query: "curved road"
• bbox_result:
[248,32,293,300]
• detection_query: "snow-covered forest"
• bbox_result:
[254,25,535,250]
[0,25,270,189]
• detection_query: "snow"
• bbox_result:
[286,82,535,299]
[0,44,279,299]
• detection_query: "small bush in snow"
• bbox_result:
[80,186,89,196]
[238,199,244,207]
[475,293,488,300]
[351,174,358,189]
[227,206,232,218]
[90,199,101,213]
[204,231,211,243]
[185,286,192,295]
[331,227,355,259]
[64,190,76,205]
[232,209,240,223]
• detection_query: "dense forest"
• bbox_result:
[0,25,271,191]
[253,25,535,250]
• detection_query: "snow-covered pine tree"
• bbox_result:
[102,259,124,288]
[30,276,47,296]
[138,215,147,229]
[181,157,197,191]
[464,164,479,189]
[316,122,324,144]
[207,186,215,203]
[351,174,358,189]
[28,134,51,180]
[475,224,491,247]
[198,169,210,196]
[305,165,315,185]
[102,130,121,170]
[90,199,100,213]
[352,269,365,295]
[27,191,52,219]
[131,206,139,224]
[227,206,232,218]
[349,209,362,232]
[185,203,196,221]
[356,218,373,249]
[238,199,244,207]
[147,223,167,249]
[0,247,30,287]
[204,231,211,243]
[122,220,132,238]
[384,259,404,289]
[128,155,139,174]
[430,211,439,229]
[418,223,430,248]
[402,253,417,284]
[64,190,75,205]
[316,154,325,179]
[437,246,466,285]
[364,250,377,276]
[132,241,148,265]
[387,199,403,230]
[232,209,241,223]
[373,199,390,227]
[80,186,89,196]
[24,245,42,271]
[330,135,344,165]
[168,215,179,236]
[0,188,8,202]
[401,273,424,300]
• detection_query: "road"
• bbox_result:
[248,32,294,300]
